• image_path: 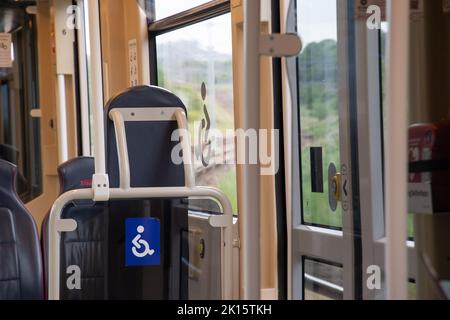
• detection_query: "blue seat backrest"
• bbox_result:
[58,157,95,194]
[106,85,187,188]
[0,159,43,300]
[42,157,107,300]
[104,86,189,299]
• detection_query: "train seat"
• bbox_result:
[46,86,190,300]
[0,159,44,300]
[104,85,189,300]
[41,157,107,300]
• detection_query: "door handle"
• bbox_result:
[328,163,341,211]
[332,172,342,202]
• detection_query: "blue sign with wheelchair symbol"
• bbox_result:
[125,218,160,266]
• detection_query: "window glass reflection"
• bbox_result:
[156,14,237,213]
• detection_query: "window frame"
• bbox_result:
[358,21,417,300]
[147,0,231,85]
[295,0,344,232]
[303,256,344,300]
[147,0,238,215]
[146,1,240,300]
[0,9,43,203]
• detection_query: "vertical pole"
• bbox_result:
[86,0,106,175]
[76,0,91,156]
[56,74,69,164]
[174,109,196,188]
[109,110,131,190]
[242,0,261,299]
[385,0,410,300]
[53,0,73,164]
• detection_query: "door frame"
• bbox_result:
[285,0,360,300]
[284,0,417,300]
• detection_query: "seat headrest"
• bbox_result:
[104,85,187,188]
[58,157,95,195]
[105,85,187,111]
[0,159,44,300]
[0,160,17,198]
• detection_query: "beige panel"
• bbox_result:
[25,0,149,233]
[100,0,127,101]
[259,17,278,302]
[26,0,60,232]
[260,27,278,298]
[231,2,278,298]
[231,6,244,299]
[65,75,78,159]
[100,0,150,101]
[231,4,245,299]
[123,0,150,86]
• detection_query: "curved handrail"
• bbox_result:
[48,186,234,300]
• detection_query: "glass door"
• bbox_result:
[288,0,360,300]
[288,0,417,300]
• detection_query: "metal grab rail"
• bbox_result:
[48,186,234,300]
[109,107,196,189]
[48,106,234,300]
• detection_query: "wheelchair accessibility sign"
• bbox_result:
[125,218,160,266]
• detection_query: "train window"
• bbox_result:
[154,13,237,213]
[297,0,342,229]
[154,0,212,20]
[303,258,344,300]
[0,10,42,203]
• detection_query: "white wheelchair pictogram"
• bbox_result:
[131,225,155,258]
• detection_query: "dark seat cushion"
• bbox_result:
[105,85,187,189]
[0,159,43,300]
[41,157,107,300]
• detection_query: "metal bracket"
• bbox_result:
[30,109,42,118]
[25,6,38,15]
[55,219,77,233]
[259,33,302,57]
[92,173,110,201]
[233,238,241,249]
[209,215,233,228]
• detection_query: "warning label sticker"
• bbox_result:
[0,33,12,68]
[408,183,433,214]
